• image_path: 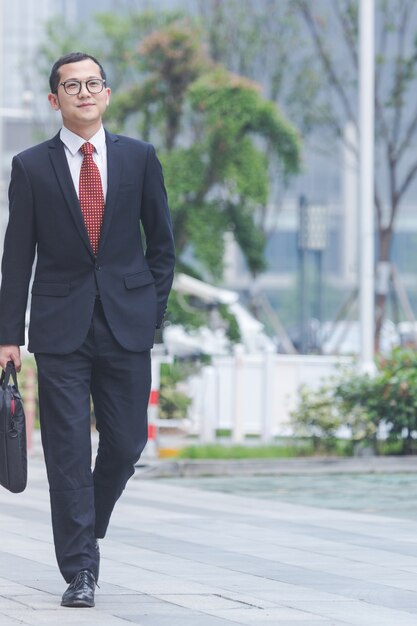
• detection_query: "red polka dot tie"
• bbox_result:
[79,142,104,256]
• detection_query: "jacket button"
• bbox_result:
[95,264,101,271]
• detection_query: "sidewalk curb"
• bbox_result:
[134,454,417,479]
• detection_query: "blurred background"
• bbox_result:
[2,0,417,457]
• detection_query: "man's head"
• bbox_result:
[48,52,111,139]
[49,52,106,94]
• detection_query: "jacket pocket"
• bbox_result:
[124,270,155,290]
[31,282,70,297]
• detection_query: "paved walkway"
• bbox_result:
[1,456,417,625]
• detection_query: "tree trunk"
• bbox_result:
[374,226,394,351]
[403,429,413,455]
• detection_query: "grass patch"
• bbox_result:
[376,439,409,455]
[177,443,316,459]
[177,438,356,460]
[175,438,415,460]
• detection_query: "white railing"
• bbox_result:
[186,354,354,442]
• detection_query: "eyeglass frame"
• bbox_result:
[58,78,107,95]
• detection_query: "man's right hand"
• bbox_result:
[0,345,21,372]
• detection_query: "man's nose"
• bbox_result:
[78,82,90,96]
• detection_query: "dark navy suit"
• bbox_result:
[0,131,175,581]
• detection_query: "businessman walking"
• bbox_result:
[0,52,175,607]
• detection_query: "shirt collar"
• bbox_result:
[60,125,106,156]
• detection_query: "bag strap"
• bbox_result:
[0,361,19,391]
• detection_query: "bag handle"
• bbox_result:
[0,361,19,391]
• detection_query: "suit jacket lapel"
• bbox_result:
[98,131,121,254]
[48,133,94,257]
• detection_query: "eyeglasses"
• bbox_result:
[59,79,106,95]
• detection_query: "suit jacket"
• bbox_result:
[0,130,175,354]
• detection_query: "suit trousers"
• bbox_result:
[35,297,151,583]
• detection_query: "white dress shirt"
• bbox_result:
[60,125,108,200]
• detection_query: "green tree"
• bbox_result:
[197,0,322,136]
[107,19,300,279]
[198,0,417,349]
[195,0,322,288]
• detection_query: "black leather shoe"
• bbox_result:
[61,569,96,608]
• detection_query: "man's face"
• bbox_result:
[48,59,111,135]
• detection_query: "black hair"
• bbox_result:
[49,52,107,93]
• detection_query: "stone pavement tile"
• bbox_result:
[228,584,351,605]
[102,550,239,591]
[272,622,344,626]
[0,538,56,570]
[244,546,417,591]
[0,570,59,600]
[137,535,417,616]
[212,509,401,558]
[211,590,278,610]
[106,595,285,626]
[99,559,217,595]
[0,502,49,524]
[180,572,286,608]
[0,554,55,587]
[124,480,366,525]
[105,595,252,625]
[97,593,169,608]
[6,593,72,610]
[154,592,260,611]
[120,613,246,626]
[0,596,31,610]
[207,606,347,624]
[0,607,139,626]
[317,545,417,575]
[351,586,417,610]
[0,612,30,626]
[195,568,417,618]
[135,512,417,574]
[107,534,392,610]
[283,599,417,626]
[113,503,192,523]
[3,593,169,615]
[291,522,417,560]
[112,598,193,617]
[196,576,343,605]
[16,579,65,596]
[0,585,39,596]
[107,510,417,593]
[96,581,153,595]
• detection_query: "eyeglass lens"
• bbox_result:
[62,79,105,95]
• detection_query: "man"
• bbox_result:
[0,52,175,607]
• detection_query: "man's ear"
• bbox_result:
[48,93,60,111]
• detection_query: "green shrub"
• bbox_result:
[291,347,417,455]
[289,382,343,453]
[159,361,194,419]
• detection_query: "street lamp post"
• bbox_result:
[298,196,327,353]
[359,0,375,372]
